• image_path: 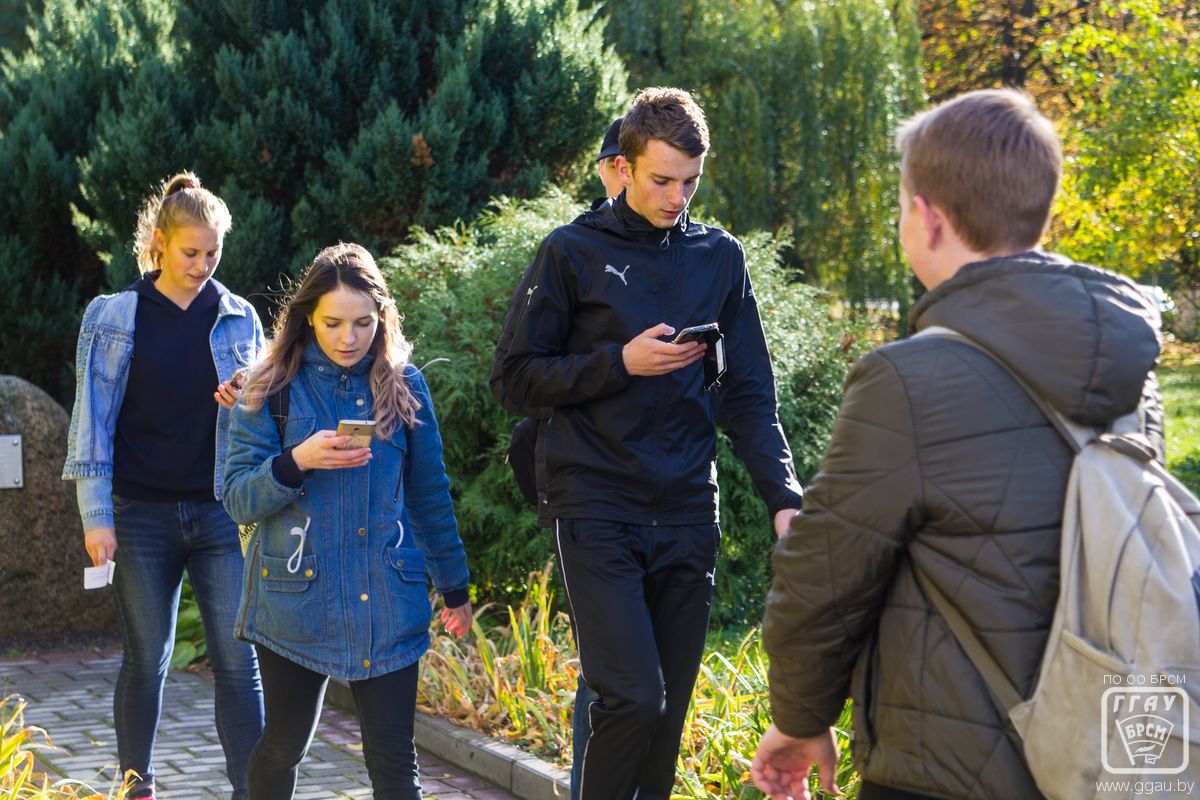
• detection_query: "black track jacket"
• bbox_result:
[499,193,803,526]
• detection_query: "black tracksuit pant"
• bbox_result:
[555,518,720,800]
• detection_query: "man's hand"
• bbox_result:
[751,724,838,800]
[292,431,372,471]
[774,508,799,538]
[622,323,705,377]
[84,526,117,567]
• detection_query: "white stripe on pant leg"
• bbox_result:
[556,519,598,800]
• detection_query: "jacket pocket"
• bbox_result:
[89,327,133,385]
[850,629,880,762]
[389,435,408,503]
[383,545,431,642]
[231,339,255,367]
[283,416,317,449]
[256,552,325,643]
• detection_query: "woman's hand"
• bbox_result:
[84,526,117,567]
[440,601,473,639]
[292,430,372,471]
[213,368,246,410]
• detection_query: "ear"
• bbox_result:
[912,195,944,250]
[615,154,634,183]
[151,228,166,256]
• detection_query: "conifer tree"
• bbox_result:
[1,0,625,401]
[0,0,170,402]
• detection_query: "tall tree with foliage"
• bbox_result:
[1045,1,1199,289]
[916,1,1198,113]
[0,0,625,402]
[0,0,171,403]
[596,0,923,313]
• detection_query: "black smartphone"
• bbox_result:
[672,322,720,345]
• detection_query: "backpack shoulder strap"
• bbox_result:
[913,567,1025,712]
[912,325,1069,714]
[267,385,290,443]
[915,325,1097,453]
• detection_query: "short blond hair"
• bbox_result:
[896,89,1062,253]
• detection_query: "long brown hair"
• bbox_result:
[242,243,420,437]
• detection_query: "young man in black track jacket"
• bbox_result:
[498,88,803,800]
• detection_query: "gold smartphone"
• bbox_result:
[335,420,376,450]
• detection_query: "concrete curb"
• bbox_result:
[326,678,571,800]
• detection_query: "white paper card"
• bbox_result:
[84,560,115,590]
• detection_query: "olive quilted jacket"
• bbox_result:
[763,252,1162,798]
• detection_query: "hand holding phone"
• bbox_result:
[672,323,726,390]
[335,420,376,450]
[672,322,720,345]
[622,323,707,377]
[293,428,373,471]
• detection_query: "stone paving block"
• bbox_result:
[1,652,547,800]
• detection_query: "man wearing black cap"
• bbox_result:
[498,88,803,799]
[489,116,623,799]
[596,115,625,200]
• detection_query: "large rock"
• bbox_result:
[0,375,117,634]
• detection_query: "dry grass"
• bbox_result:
[1,694,134,800]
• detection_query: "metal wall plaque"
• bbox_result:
[0,435,21,489]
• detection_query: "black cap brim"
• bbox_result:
[597,116,624,162]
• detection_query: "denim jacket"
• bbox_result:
[61,280,265,531]
[223,342,470,679]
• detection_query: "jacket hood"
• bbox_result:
[911,251,1161,426]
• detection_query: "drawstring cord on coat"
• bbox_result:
[287,516,311,574]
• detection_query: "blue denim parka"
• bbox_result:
[61,279,265,530]
[223,341,470,679]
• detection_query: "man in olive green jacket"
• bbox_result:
[752,89,1162,800]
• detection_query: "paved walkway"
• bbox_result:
[0,651,517,800]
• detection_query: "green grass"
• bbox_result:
[1159,348,1200,495]
[1161,358,1200,463]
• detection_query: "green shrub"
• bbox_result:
[596,0,923,317]
[171,575,207,670]
[0,0,626,402]
[385,190,867,624]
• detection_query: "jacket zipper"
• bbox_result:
[393,454,404,503]
[233,536,261,640]
[650,227,675,524]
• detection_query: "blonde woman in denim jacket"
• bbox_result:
[224,242,472,800]
[62,173,266,800]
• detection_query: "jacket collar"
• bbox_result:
[126,271,247,318]
[611,190,690,247]
[302,338,374,379]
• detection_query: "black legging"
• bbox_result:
[248,645,421,800]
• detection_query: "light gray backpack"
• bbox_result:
[918,326,1200,799]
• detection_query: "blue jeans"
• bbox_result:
[571,676,597,800]
[111,496,264,798]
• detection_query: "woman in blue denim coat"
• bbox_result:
[224,242,472,800]
[62,173,266,800]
